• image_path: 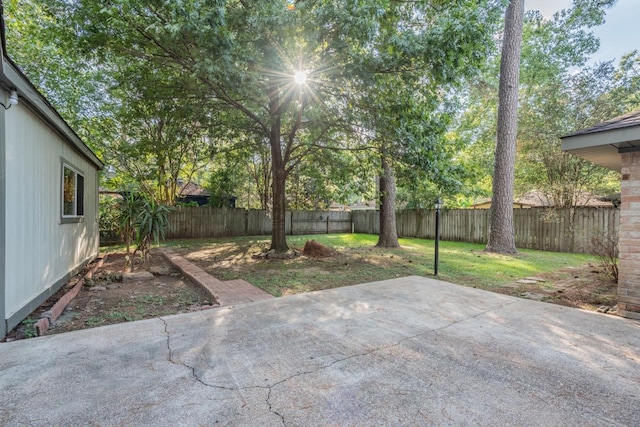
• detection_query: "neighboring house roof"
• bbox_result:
[471,191,612,209]
[329,201,377,211]
[177,180,210,196]
[0,13,102,170]
[561,109,640,172]
[471,197,541,209]
[471,201,535,209]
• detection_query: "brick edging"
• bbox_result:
[158,248,221,306]
[35,256,107,336]
[159,248,276,307]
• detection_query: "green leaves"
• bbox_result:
[13,0,507,217]
[115,190,170,269]
[135,198,171,248]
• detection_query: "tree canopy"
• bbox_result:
[6,0,639,251]
[25,0,500,251]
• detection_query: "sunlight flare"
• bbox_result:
[294,70,307,84]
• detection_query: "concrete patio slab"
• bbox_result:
[1,276,638,426]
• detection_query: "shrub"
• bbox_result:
[590,230,619,283]
[110,190,171,271]
[132,198,171,267]
[99,195,123,244]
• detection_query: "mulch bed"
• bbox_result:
[4,250,213,341]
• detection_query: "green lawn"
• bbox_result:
[165,234,595,297]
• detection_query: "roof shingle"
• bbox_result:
[562,109,640,138]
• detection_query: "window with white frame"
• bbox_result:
[62,163,84,218]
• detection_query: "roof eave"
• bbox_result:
[1,57,103,170]
[0,10,102,170]
[561,126,640,173]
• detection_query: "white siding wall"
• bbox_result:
[4,103,99,319]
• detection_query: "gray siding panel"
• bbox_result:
[0,104,6,337]
[3,102,99,327]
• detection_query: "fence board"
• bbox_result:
[353,207,618,255]
[162,206,618,255]
[166,208,353,239]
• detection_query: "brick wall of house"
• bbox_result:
[619,152,640,320]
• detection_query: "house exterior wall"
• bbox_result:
[2,101,99,332]
[618,152,640,320]
[0,101,6,337]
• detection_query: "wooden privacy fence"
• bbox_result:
[166,207,352,239]
[352,207,619,255]
[164,206,618,255]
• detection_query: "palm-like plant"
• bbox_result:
[117,192,144,271]
[116,190,171,271]
[131,198,171,269]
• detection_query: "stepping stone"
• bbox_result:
[516,279,539,284]
[520,292,547,301]
[122,271,154,282]
[524,277,546,282]
[149,266,173,276]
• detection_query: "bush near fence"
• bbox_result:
[103,206,618,255]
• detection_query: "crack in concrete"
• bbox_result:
[159,300,518,425]
[253,330,436,426]
[432,299,520,333]
[159,318,235,392]
[266,386,287,426]
[160,318,288,425]
[257,299,521,422]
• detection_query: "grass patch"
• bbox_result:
[20,318,38,338]
[85,317,105,328]
[166,234,595,296]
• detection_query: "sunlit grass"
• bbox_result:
[163,234,595,296]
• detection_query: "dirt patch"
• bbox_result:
[4,241,619,341]
[173,240,619,310]
[5,250,213,341]
[494,263,618,313]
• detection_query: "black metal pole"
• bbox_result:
[434,206,441,276]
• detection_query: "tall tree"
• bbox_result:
[377,156,400,247]
[453,0,622,211]
[50,0,498,252]
[486,0,525,254]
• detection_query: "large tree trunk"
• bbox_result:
[376,155,400,248]
[486,0,524,254]
[268,89,289,252]
[270,163,288,252]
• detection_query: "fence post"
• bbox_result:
[161,207,616,255]
[291,211,294,235]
